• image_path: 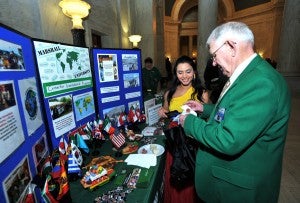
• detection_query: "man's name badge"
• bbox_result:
[214,107,226,122]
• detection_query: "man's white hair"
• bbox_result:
[206,21,254,48]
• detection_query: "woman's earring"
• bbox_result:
[193,74,195,79]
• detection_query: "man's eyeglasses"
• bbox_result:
[211,41,237,61]
[211,42,227,61]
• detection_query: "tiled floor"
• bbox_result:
[278,89,300,203]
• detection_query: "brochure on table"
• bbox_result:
[91,48,143,120]
[147,104,162,126]
[32,39,96,148]
[144,98,155,124]
[0,23,47,203]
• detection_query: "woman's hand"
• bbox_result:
[158,107,169,118]
[185,100,204,112]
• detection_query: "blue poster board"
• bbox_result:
[0,23,47,202]
[91,48,143,120]
[32,39,96,148]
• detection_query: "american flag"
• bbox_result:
[111,132,125,149]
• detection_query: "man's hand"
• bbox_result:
[185,100,204,112]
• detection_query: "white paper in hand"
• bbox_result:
[181,104,197,116]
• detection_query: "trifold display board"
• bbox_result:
[32,39,96,148]
[0,24,47,202]
[91,48,143,120]
[0,23,144,202]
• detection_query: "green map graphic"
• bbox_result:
[56,49,81,73]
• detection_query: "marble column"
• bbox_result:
[189,36,193,57]
[197,0,218,81]
[277,0,300,76]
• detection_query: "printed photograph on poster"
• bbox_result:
[73,91,95,121]
[3,156,32,203]
[0,82,16,112]
[97,54,119,82]
[18,77,43,136]
[123,73,140,88]
[103,104,125,127]
[122,54,138,71]
[0,39,25,70]
[0,81,25,163]
[33,41,93,97]
[32,133,49,167]
[18,184,36,203]
[128,100,140,111]
[49,94,76,137]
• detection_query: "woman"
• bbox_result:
[158,55,209,203]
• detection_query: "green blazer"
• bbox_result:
[183,55,291,202]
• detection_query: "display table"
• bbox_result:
[69,135,166,203]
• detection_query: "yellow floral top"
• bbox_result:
[169,86,199,113]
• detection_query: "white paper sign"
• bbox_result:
[147,104,162,126]
[144,98,155,124]
[0,81,25,163]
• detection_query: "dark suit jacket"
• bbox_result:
[184,55,291,202]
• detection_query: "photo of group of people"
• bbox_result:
[3,157,32,203]
[122,54,138,71]
[0,39,25,70]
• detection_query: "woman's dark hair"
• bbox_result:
[167,55,205,105]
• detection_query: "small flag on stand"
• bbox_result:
[58,136,69,162]
[136,107,141,118]
[42,175,58,203]
[82,125,92,140]
[68,153,81,175]
[111,131,126,149]
[117,112,127,127]
[93,126,104,140]
[99,119,103,129]
[75,126,91,140]
[127,107,138,123]
[76,133,89,153]
[96,118,104,130]
[56,162,70,200]
[103,117,115,135]
[41,156,52,177]
[136,107,146,122]
[51,161,62,179]
[86,121,94,132]
[93,118,103,129]
[23,183,36,203]
[70,141,83,166]
[58,136,68,155]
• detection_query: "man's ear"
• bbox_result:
[227,41,237,57]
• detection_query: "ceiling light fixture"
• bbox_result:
[59,0,91,29]
[128,35,142,47]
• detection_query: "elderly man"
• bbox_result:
[179,22,291,202]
